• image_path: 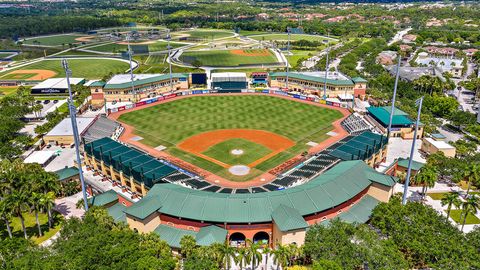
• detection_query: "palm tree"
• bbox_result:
[0,199,13,238]
[263,246,272,270]
[8,191,28,239]
[235,247,249,270]
[461,195,480,231]
[463,164,480,196]
[272,244,289,270]
[220,240,236,270]
[246,239,262,270]
[441,192,461,219]
[415,165,437,199]
[30,192,44,237]
[42,191,56,228]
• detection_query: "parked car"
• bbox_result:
[43,100,50,104]
[53,100,58,104]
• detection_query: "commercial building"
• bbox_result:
[366,106,423,139]
[268,71,367,99]
[415,51,464,78]
[89,73,189,106]
[43,117,96,145]
[211,72,248,92]
[24,150,57,167]
[31,78,85,95]
[421,137,456,157]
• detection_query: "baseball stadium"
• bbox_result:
[84,90,394,249]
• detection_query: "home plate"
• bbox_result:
[326,131,338,136]
[306,141,318,147]
[130,136,143,141]
[155,145,167,151]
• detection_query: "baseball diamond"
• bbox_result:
[114,94,345,182]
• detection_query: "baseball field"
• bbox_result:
[249,33,335,43]
[172,29,235,41]
[23,34,94,47]
[179,49,279,67]
[0,58,130,80]
[117,95,344,181]
[84,41,185,53]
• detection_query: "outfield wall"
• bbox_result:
[107,89,349,114]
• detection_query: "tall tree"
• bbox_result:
[30,192,44,237]
[235,247,249,270]
[180,235,197,259]
[414,165,437,199]
[7,190,28,239]
[461,195,480,232]
[246,239,262,270]
[463,164,480,195]
[441,192,462,219]
[0,199,13,238]
[272,244,290,270]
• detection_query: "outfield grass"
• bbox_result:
[286,50,317,66]
[0,58,130,80]
[174,29,234,40]
[203,138,272,165]
[85,41,184,53]
[449,209,480,225]
[23,34,90,46]
[118,95,343,181]
[0,212,63,244]
[180,49,278,67]
[1,73,35,80]
[250,33,335,42]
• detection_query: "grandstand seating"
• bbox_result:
[182,179,211,189]
[163,172,192,182]
[341,114,372,135]
[83,115,121,143]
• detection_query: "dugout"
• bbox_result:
[211,72,247,92]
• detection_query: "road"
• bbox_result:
[388,27,412,46]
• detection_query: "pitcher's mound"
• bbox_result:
[228,165,250,176]
[231,149,244,155]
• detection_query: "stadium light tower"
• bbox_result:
[323,43,330,100]
[402,96,423,205]
[387,55,401,140]
[285,27,291,90]
[62,59,89,211]
[166,29,173,92]
[126,33,136,102]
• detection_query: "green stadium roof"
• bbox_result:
[269,72,354,86]
[85,137,178,188]
[107,202,127,223]
[126,160,395,224]
[153,225,227,248]
[154,225,197,249]
[397,158,425,171]
[88,189,118,207]
[195,226,228,246]
[336,195,379,223]
[89,81,106,87]
[272,204,309,232]
[329,131,388,161]
[104,73,188,89]
[351,77,368,83]
[367,106,414,127]
[54,166,79,181]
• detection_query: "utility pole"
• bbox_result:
[387,55,402,140]
[402,97,423,205]
[62,59,89,211]
[127,33,136,102]
[323,43,330,100]
[167,29,173,92]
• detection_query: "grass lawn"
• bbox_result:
[239,30,271,36]
[459,180,477,191]
[85,41,184,53]
[286,50,317,66]
[203,138,272,165]
[427,192,454,200]
[0,211,63,244]
[135,54,199,74]
[118,95,343,181]
[55,50,105,57]
[0,58,130,80]
[449,209,480,225]
[180,49,278,67]
[0,86,18,97]
[23,34,90,46]
[249,33,335,42]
